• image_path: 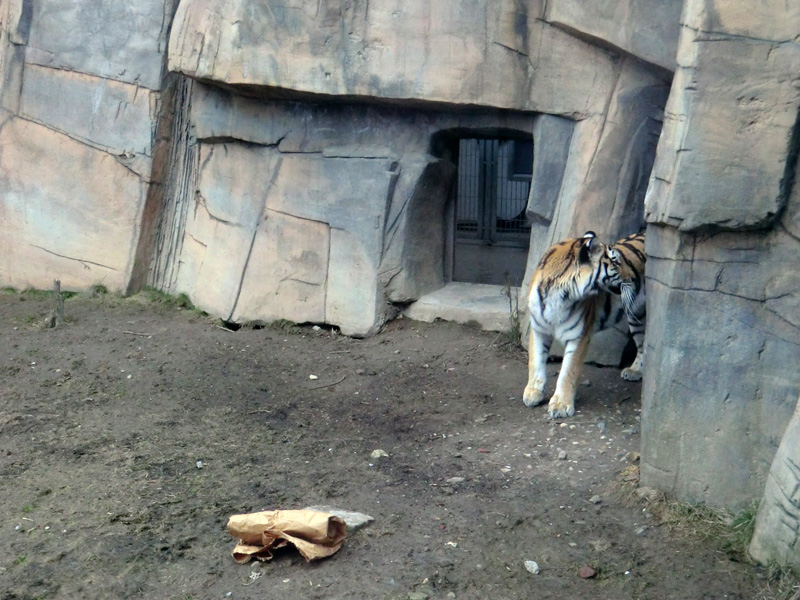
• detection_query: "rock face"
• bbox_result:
[0,0,175,291]
[167,0,623,117]
[638,0,800,513]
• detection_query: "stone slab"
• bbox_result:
[645,11,800,232]
[0,116,146,291]
[25,0,169,89]
[404,282,518,333]
[546,0,682,71]
[232,209,329,325]
[174,142,280,317]
[21,64,155,159]
[168,0,618,116]
[640,225,800,510]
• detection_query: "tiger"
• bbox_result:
[522,231,646,418]
[598,232,646,382]
[523,231,613,419]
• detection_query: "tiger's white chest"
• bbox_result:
[529,286,591,337]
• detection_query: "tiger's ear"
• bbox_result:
[578,234,599,264]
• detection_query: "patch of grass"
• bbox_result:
[269,319,303,334]
[759,565,800,600]
[20,287,78,301]
[89,283,108,296]
[139,287,196,311]
[653,500,758,561]
[500,280,523,347]
[16,555,26,566]
[21,504,33,513]
[1,286,17,294]
[615,468,766,565]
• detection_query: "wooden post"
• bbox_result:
[46,279,64,328]
[54,279,64,327]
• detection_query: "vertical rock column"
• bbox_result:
[640,0,800,509]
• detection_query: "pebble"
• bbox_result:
[524,560,541,574]
[445,477,466,485]
[305,505,374,532]
[577,565,597,579]
[589,495,602,505]
[557,450,568,460]
[370,449,389,459]
[635,525,648,536]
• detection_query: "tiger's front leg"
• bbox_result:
[523,327,552,407]
[547,334,591,419]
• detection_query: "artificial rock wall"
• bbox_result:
[639,0,800,512]
[1,0,800,568]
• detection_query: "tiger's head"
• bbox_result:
[598,245,625,294]
[532,231,610,300]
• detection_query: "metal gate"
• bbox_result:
[453,138,532,286]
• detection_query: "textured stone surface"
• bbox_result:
[639,0,800,510]
[641,226,800,509]
[645,0,800,232]
[25,0,171,90]
[526,115,574,226]
[20,64,155,169]
[0,116,147,291]
[546,0,682,71]
[749,395,800,570]
[168,0,619,117]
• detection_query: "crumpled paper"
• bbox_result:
[227,509,347,563]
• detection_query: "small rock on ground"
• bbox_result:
[578,565,597,579]
[524,560,541,574]
[305,505,374,532]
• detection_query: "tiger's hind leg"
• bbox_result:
[621,331,644,381]
[621,314,645,382]
[523,327,552,407]
[547,333,591,419]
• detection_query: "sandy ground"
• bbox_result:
[0,290,781,599]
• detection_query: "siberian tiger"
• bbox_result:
[523,231,646,418]
[523,231,612,419]
[599,232,646,382]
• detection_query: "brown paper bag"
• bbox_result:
[227,509,346,563]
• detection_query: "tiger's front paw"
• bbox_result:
[523,385,545,407]
[621,367,642,382]
[547,394,575,419]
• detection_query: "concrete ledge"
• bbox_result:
[403,282,515,332]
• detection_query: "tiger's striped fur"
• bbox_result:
[524,231,615,419]
[598,232,646,381]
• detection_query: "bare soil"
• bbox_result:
[0,291,777,599]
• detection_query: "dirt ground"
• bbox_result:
[0,290,785,600]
